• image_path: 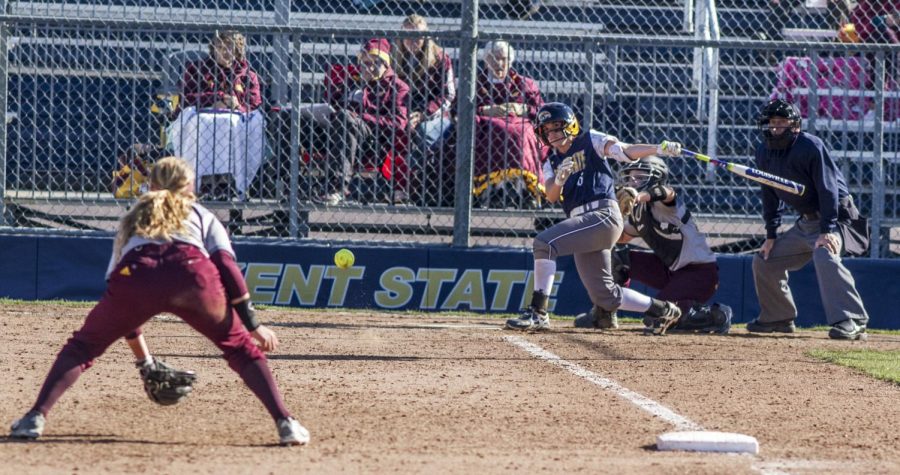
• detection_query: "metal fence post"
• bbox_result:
[452,0,478,248]
[870,51,885,258]
[272,0,290,106]
[0,0,7,226]
[289,34,302,238]
[583,41,595,131]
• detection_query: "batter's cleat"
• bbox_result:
[649,302,682,336]
[745,318,796,334]
[574,306,618,329]
[9,410,45,440]
[505,308,550,332]
[277,417,310,446]
[828,319,868,341]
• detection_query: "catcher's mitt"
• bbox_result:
[139,359,197,406]
[615,185,639,216]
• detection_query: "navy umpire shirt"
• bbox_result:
[754,131,849,238]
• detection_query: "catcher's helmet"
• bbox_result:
[618,156,668,191]
[535,102,580,146]
[757,99,801,149]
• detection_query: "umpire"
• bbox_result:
[748,99,869,340]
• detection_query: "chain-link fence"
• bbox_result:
[1,0,899,256]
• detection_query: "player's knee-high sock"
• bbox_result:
[619,288,652,313]
[237,357,291,421]
[32,341,95,416]
[533,258,556,295]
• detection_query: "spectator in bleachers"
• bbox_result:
[394,14,455,201]
[167,31,265,200]
[316,38,410,205]
[182,31,262,112]
[470,40,545,209]
[849,0,900,43]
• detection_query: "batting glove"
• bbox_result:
[554,157,575,186]
[657,140,682,157]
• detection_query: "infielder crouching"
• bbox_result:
[9,157,310,446]
[504,102,684,335]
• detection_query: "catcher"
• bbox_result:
[575,157,731,334]
[10,157,309,446]
[504,102,684,335]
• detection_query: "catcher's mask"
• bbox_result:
[618,156,668,192]
[535,102,580,147]
[757,99,801,150]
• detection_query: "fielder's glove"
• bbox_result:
[615,185,639,216]
[656,140,682,157]
[139,359,197,406]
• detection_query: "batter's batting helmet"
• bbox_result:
[535,102,580,146]
[618,156,669,192]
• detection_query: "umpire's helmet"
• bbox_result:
[757,99,801,149]
[618,156,669,192]
[535,102,580,146]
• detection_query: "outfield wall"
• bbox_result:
[2,234,897,329]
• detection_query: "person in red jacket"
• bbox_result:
[316,38,410,205]
[182,30,262,113]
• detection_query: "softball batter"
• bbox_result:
[505,102,684,333]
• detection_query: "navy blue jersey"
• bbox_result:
[544,130,630,216]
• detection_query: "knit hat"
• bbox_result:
[362,38,391,65]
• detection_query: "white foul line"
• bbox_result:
[504,335,703,431]
[503,336,799,475]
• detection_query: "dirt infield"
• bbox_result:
[2,303,899,474]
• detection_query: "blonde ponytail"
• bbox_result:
[114,157,196,260]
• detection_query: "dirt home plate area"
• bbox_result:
[2,303,899,474]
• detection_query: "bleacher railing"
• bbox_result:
[0,1,899,257]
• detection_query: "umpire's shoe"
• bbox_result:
[277,417,310,446]
[505,308,550,332]
[745,318,796,334]
[10,410,45,440]
[828,319,867,341]
[574,306,618,329]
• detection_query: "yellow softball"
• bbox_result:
[334,248,355,269]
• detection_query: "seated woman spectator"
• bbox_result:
[166,30,265,200]
[393,14,455,205]
[470,40,545,209]
[850,0,900,44]
[309,38,410,205]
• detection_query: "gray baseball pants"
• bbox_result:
[751,217,869,325]
[533,201,624,312]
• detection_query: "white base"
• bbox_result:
[657,431,759,454]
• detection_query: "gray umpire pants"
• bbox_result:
[533,200,624,312]
[751,216,869,325]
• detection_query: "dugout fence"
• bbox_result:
[0,0,899,257]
